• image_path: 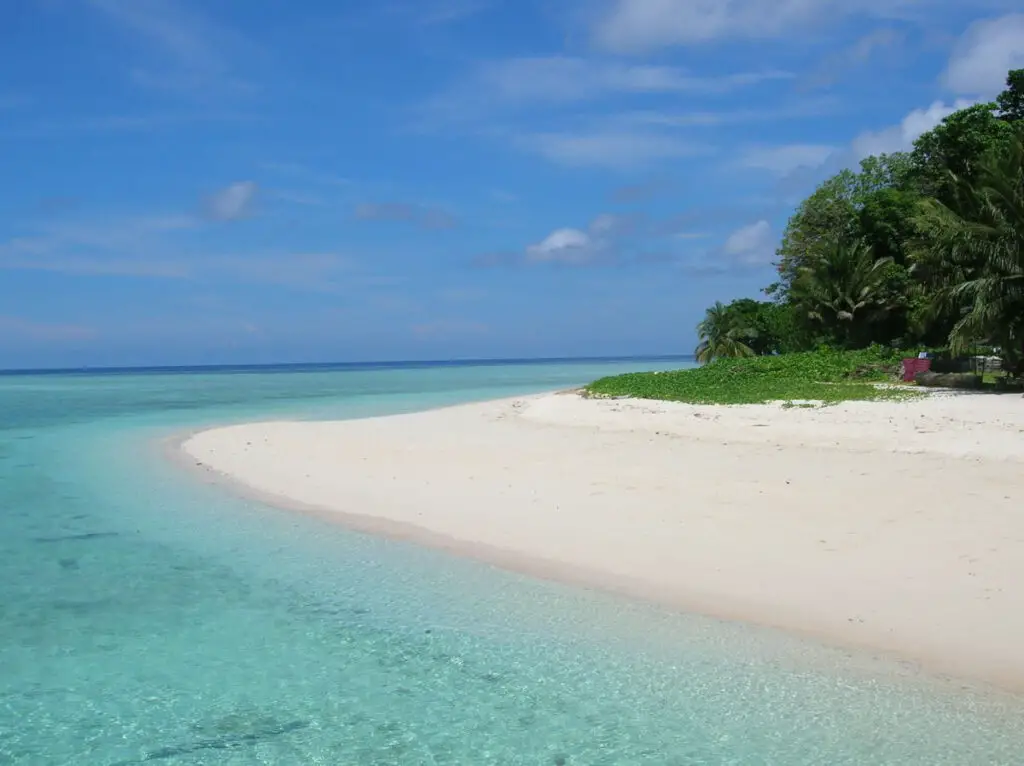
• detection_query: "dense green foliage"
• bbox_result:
[586,348,921,405]
[915,135,1024,368]
[696,69,1024,373]
[693,301,756,362]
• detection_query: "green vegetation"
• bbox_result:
[590,70,1024,407]
[585,347,922,405]
[691,69,1024,375]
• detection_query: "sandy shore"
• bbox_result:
[180,390,1024,690]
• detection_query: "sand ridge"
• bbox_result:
[180,391,1024,690]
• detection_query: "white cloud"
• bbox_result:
[851,99,975,158]
[524,214,634,264]
[526,228,593,263]
[204,181,258,221]
[722,220,774,265]
[590,0,1014,51]
[942,14,1024,97]
[518,130,705,169]
[741,17,1014,180]
[830,15,1021,163]
[737,144,836,174]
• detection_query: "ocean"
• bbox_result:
[2,358,1022,765]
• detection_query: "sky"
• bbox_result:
[2,1,1024,368]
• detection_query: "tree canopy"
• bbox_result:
[696,68,1024,374]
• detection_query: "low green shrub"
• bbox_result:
[584,347,922,405]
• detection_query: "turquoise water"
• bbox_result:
[2,359,1023,765]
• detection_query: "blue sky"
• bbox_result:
[2,0,1023,368]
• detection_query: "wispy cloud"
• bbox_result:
[354,202,458,230]
[589,0,1018,52]
[412,319,489,337]
[260,162,352,188]
[804,27,907,89]
[675,219,777,275]
[0,93,30,110]
[0,210,203,279]
[417,0,495,25]
[0,316,98,342]
[736,144,837,175]
[424,56,792,124]
[516,129,708,169]
[471,57,791,104]
[202,181,259,221]
[438,287,488,301]
[3,214,197,255]
[201,252,367,292]
[417,56,798,170]
[266,189,329,208]
[85,0,255,97]
[0,211,379,291]
[609,98,841,132]
[721,220,775,266]
[0,111,253,141]
[610,178,673,203]
[488,189,518,203]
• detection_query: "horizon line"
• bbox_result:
[0,353,694,377]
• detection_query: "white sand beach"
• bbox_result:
[181,391,1024,690]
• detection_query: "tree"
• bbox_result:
[909,103,1016,204]
[714,298,804,355]
[915,133,1024,372]
[791,240,898,348]
[858,186,920,264]
[771,153,914,300]
[694,69,1024,362]
[694,302,756,364]
[996,69,1024,123]
[857,152,915,195]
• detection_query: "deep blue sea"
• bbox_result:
[2,357,1023,765]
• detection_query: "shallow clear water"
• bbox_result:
[2,358,1023,765]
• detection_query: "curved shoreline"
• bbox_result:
[172,391,1024,693]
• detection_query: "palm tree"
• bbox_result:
[694,302,755,364]
[915,133,1024,372]
[793,239,896,348]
